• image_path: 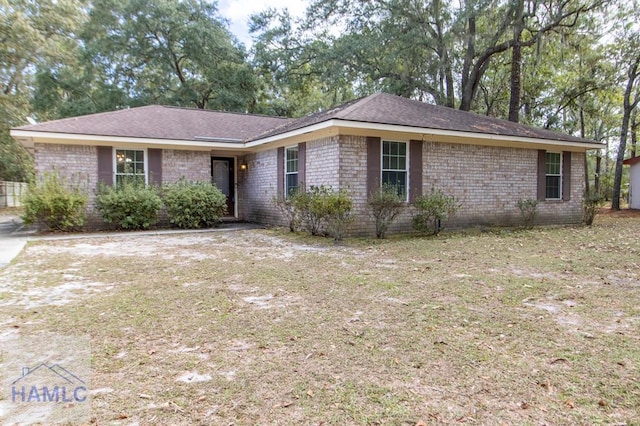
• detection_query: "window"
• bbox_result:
[382,141,407,199]
[285,146,298,196]
[545,152,562,199]
[115,149,146,186]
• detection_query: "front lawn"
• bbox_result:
[1,215,639,424]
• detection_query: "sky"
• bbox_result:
[217,0,309,48]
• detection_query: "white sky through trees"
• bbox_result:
[218,0,309,47]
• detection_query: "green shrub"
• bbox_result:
[273,189,301,232]
[323,188,354,241]
[95,182,162,230]
[516,198,538,229]
[163,179,227,228]
[412,188,458,235]
[368,184,405,238]
[291,185,354,239]
[583,189,604,226]
[291,186,324,236]
[22,171,88,232]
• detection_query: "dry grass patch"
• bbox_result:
[1,216,639,424]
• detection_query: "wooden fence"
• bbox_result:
[0,181,28,208]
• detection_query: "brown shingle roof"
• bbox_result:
[14,105,292,141]
[252,92,596,144]
[15,93,598,146]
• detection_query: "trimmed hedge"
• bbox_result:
[95,182,162,230]
[163,179,227,229]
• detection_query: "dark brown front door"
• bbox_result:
[211,157,235,216]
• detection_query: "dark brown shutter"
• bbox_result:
[537,150,546,201]
[409,140,423,202]
[366,137,381,198]
[148,148,162,186]
[277,147,284,198]
[298,142,306,191]
[562,151,571,201]
[97,146,113,186]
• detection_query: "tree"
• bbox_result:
[293,0,606,116]
[249,8,355,117]
[78,0,255,111]
[0,0,85,181]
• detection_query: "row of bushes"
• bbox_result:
[280,184,605,240]
[24,172,604,236]
[275,184,460,240]
[516,189,604,229]
[22,173,227,232]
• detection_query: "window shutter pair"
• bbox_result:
[97,147,162,186]
[537,150,571,201]
[366,137,422,202]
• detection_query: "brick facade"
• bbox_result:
[240,136,585,236]
[237,149,281,225]
[338,136,370,234]
[34,143,98,203]
[305,137,340,188]
[161,149,211,183]
[34,137,586,235]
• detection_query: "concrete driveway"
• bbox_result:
[0,213,29,268]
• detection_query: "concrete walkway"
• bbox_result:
[0,214,29,269]
[0,214,261,268]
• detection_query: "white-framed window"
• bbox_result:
[285,146,298,197]
[545,152,562,199]
[382,140,408,200]
[114,148,147,186]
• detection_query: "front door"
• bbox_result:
[211,157,235,217]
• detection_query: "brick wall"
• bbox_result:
[34,143,100,226]
[336,139,585,235]
[34,140,586,234]
[34,143,98,191]
[34,144,217,229]
[420,142,535,228]
[305,136,340,189]
[237,149,281,225]
[536,151,584,224]
[395,142,584,231]
[161,149,211,183]
[238,137,342,226]
[338,135,372,235]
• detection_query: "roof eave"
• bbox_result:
[10,130,251,151]
[248,119,604,150]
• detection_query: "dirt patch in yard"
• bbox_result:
[0,214,639,424]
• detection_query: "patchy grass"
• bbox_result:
[1,215,639,425]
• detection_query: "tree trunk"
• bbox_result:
[508,40,522,122]
[612,55,640,210]
[579,106,589,192]
[508,0,525,122]
[595,154,601,193]
[460,13,476,111]
[631,109,638,157]
[612,112,631,210]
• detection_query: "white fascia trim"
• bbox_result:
[9,130,249,150]
[244,121,336,148]
[247,119,604,150]
[333,120,605,150]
